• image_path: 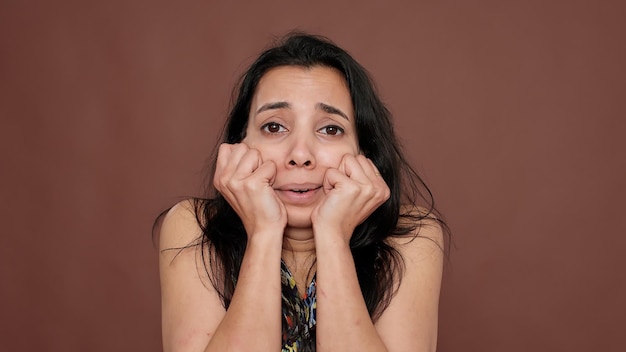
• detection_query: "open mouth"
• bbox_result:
[276,185,322,204]
[289,186,321,194]
[292,188,311,193]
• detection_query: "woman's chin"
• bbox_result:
[285,207,314,229]
[286,219,313,229]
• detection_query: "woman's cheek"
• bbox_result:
[317,147,353,168]
[254,145,282,164]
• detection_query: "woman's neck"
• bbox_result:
[282,226,317,292]
[282,226,316,273]
[282,226,316,253]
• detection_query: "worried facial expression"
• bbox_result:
[243,65,359,228]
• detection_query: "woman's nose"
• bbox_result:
[288,159,311,167]
[286,135,315,169]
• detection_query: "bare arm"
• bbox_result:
[313,227,388,351]
[311,154,389,351]
[375,220,444,352]
[160,200,284,352]
[312,154,444,351]
[314,218,444,352]
[161,144,288,351]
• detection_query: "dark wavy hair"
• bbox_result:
[168,32,447,350]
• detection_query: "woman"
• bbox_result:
[158,33,447,352]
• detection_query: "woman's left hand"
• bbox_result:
[311,154,390,244]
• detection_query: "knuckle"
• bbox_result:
[227,178,242,191]
[235,143,249,152]
[235,182,247,192]
[372,187,388,203]
[243,181,257,192]
[248,148,260,157]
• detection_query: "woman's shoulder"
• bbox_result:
[375,205,445,350]
[159,199,226,351]
[158,199,203,251]
[387,205,445,253]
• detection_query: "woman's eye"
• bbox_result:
[319,125,344,136]
[261,122,287,134]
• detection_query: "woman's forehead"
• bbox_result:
[251,66,353,115]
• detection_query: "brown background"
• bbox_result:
[1,0,624,351]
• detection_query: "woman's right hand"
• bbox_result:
[213,143,287,238]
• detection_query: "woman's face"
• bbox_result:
[243,65,359,228]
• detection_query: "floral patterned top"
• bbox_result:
[281,261,317,351]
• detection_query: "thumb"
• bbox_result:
[322,168,344,194]
[254,160,277,186]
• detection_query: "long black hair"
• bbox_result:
[175,32,446,348]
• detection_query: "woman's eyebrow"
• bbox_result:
[256,101,290,115]
[317,102,349,120]
[255,101,349,120]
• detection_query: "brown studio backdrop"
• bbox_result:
[1,1,624,351]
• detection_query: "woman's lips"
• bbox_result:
[275,185,323,205]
